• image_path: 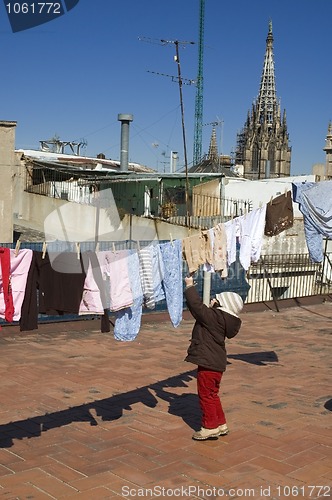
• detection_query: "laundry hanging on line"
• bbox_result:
[0,241,184,340]
[292,181,332,262]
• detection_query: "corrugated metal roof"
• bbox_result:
[17,149,155,174]
[23,155,227,183]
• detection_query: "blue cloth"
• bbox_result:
[292,181,332,262]
[114,242,182,340]
[152,244,166,303]
[113,250,143,342]
[301,181,332,233]
[159,239,183,328]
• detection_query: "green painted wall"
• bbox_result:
[107,176,217,218]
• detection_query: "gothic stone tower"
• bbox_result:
[235,21,291,179]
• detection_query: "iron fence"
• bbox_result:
[245,254,332,304]
[5,240,332,308]
[25,165,101,204]
[25,165,252,223]
[192,192,252,219]
[191,251,332,306]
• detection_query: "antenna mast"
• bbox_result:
[142,37,194,221]
[193,0,205,166]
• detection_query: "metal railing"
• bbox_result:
[25,166,252,223]
[1,240,331,326]
[25,166,101,204]
[192,251,332,305]
[246,254,332,304]
[192,193,252,218]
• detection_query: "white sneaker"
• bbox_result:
[192,427,220,441]
[218,424,229,436]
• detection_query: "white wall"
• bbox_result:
[225,174,316,217]
[14,188,194,243]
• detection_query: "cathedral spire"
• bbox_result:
[257,19,277,126]
[235,21,291,179]
[207,127,218,161]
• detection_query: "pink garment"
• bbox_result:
[97,250,133,312]
[79,259,104,315]
[0,249,33,322]
[0,248,14,322]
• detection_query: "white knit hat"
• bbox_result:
[215,292,243,318]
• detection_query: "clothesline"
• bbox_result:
[0,242,184,341]
[0,189,298,339]
[13,188,294,255]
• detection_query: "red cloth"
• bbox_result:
[197,366,226,429]
[0,248,15,322]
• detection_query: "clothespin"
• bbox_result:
[170,233,174,246]
[284,187,288,197]
[95,241,100,253]
[75,242,80,260]
[14,239,21,257]
[259,201,263,208]
[42,241,47,259]
[270,196,273,206]
[136,240,141,251]
[112,242,116,252]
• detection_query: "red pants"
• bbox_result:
[197,366,226,429]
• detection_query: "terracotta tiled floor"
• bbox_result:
[0,300,331,499]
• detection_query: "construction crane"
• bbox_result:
[193,0,205,167]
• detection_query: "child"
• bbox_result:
[184,275,243,441]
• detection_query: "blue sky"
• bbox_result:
[1,0,330,175]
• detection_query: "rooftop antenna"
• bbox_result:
[140,36,195,223]
[39,137,87,155]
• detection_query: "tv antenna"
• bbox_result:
[140,37,195,222]
[147,70,195,86]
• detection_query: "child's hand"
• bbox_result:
[185,276,194,287]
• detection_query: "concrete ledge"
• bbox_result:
[2,295,332,334]
[242,294,332,313]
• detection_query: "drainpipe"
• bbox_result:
[117,113,133,171]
